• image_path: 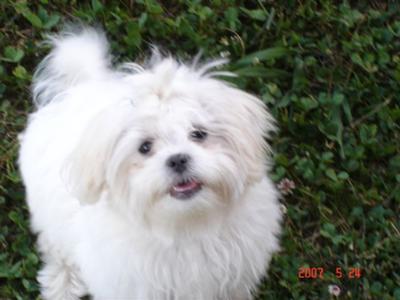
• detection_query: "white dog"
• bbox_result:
[18,27,282,300]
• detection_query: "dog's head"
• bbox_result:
[37,29,275,231]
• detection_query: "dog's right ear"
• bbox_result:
[64,106,130,204]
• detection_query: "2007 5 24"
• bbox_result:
[298,267,361,279]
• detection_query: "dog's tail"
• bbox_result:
[32,26,111,108]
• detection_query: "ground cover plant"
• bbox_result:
[0,1,399,299]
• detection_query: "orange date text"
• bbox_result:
[298,267,361,279]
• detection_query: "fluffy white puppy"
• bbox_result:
[19,27,282,300]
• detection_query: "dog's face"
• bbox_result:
[67,59,274,229]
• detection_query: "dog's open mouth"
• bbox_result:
[170,179,202,200]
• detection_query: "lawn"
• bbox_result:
[0,1,399,299]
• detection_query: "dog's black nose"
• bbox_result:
[167,154,190,174]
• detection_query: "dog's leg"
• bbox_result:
[38,259,87,300]
[37,236,87,300]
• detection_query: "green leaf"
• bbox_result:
[325,168,338,181]
[43,14,60,29]
[359,124,378,145]
[351,53,363,67]
[322,107,344,157]
[145,0,163,14]
[138,12,148,28]
[394,288,400,300]
[236,47,290,66]
[233,66,289,78]
[321,152,334,162]
[26,253,39,265]
[124,21,142,48]
[332,92,344,106]
[299,97,318,111]
[14,2,43,28]
[276,95,291,108]
[320,223,336,238]
[240,8,267,21]
[12,65,29,80]
[8,211,21,224]
[91,0,103,12]
[225,7,238,30]
[370,281,382,295]
[337,171,349,180]
[318,92,330,105]
[275,154,289,167]
[25,11,43,27]
[2,47,24,63]
[377,48,390,66]
[342,98,353,123]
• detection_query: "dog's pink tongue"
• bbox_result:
[173,180,200,192]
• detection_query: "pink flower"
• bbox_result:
[277,178,296,195]
[328,284,341,297]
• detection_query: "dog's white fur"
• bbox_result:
[19,27,282,300]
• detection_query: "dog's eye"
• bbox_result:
[139,141,152,154]
[190,130,208,141]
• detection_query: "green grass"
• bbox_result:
[1,1,399,299]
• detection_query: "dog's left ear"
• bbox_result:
[64,106,130,204]
[212,86,276,181]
